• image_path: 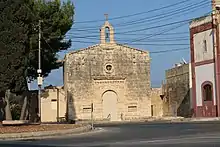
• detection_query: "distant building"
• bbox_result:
[41,86,66,122]
[63,18,152,121]
[150,88,164,117]
[190,15,218,117]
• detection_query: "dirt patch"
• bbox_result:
[0,124,83,134]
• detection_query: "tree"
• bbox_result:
[0,0,74,93]
[0,0,33,121]
[0,0,33,93]
[27,0,74,81]
[0,0,74,121]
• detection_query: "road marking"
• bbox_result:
[41,134,220,146]
[2,135,220,147]
[2,129,220,146]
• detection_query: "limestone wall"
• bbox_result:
[64,43,151,121]
[162,63,192,117]
[41,86,66,122]
[150,88,163,117]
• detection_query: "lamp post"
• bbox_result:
[37,20,43,123]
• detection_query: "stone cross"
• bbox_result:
[104,14,108,21]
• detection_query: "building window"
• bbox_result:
[106,64,112,71]
[202,82,213,101]
[105,63,113,74]
[151,105,154,116]
[83,107,91,113]
[128,106,137,112]
[203,40,207,52]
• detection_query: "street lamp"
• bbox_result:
[37,20,43,123]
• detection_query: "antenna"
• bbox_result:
[182,58,187,64]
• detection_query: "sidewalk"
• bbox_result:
[0,124,92,141]
[172,117,220,122]
[77,117,220,125]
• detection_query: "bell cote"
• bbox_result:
[100,14,115,44]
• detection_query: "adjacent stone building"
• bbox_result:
[161,62,192,117]
[150,88,164,117]
[64,19,151,121]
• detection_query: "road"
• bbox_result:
[1,121,220,147]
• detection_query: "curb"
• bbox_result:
[78,117,220,125]
[0,125,92,141]
[166,117,220,124]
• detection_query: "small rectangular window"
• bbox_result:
[203,40,207,52]
[83,107,91,113]
[51,99,57,102]
[128,106,137,112]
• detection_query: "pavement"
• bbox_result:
[1,121,220,146]
[0,124,92,141]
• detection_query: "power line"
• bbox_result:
[29,47,190,58]
[125,21,189,44]
[125,11,212,44]
[73,0,192,24]
[72,0,208,30]
[115,1,209,30]
[67,31,189,36]
[67,10,210,46]
[70,18,192,35]
[66,34,189,40]
[66,36,189,42]
[150,48,189,54]
[69,40,189,46]
[114,0,209,27]
[69,6,209,36]
[67,46,189,55]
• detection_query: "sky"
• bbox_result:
[30,0,211,90]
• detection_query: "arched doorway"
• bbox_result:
[201,81,216,117]
[102,91,118,121]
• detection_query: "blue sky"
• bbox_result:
[30,0,211,89]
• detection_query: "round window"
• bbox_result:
[106,65,112,71]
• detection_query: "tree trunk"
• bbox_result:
[5,90,12,120]
[19,95,28,120]
[0,107,4,125]
[0,97,4,125]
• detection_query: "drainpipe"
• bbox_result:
[212,5,220,117]
[216,14,220,117]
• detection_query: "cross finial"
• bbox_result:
[104,14,108,21]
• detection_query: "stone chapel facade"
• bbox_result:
[64,19,151,121]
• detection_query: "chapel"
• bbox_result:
[64,16,151,121]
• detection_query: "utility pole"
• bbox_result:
[37,20,43,123]
[212,0,220,117]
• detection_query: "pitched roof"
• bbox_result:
[65,43,149,59]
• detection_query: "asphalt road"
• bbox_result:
[1,121,220,147]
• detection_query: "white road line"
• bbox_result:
[3,130,220,146]
[44,135,220,146]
